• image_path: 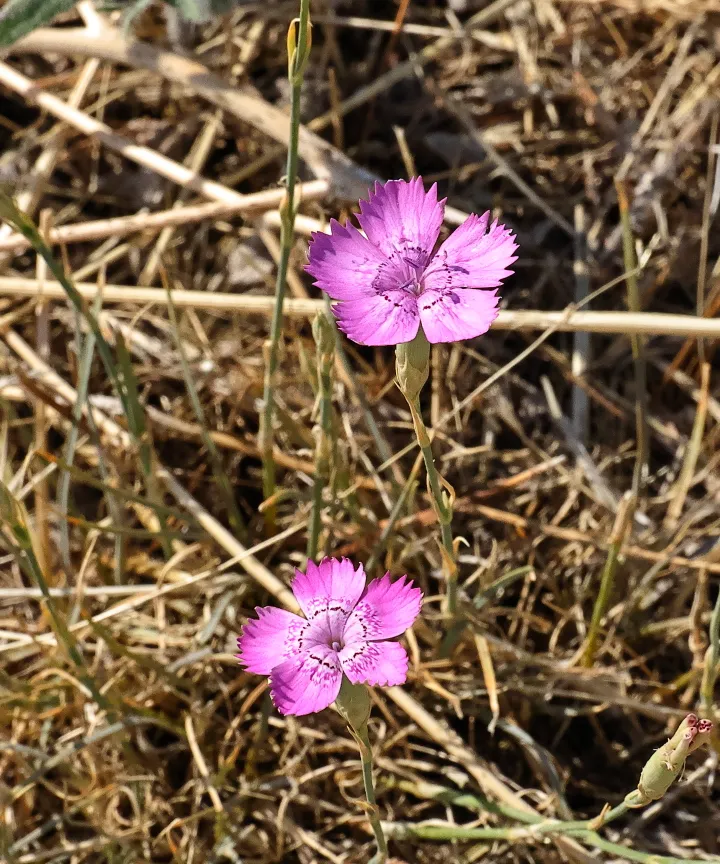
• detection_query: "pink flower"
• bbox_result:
[237,558,423,716]
[306,177,517,346]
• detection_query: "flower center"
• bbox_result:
[396,276,423,296]
[331,640,343,652]
[400,250,428,294]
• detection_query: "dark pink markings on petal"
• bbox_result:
[339,640,409,687]
[418,286,500,344]
[292,557,366,620]
[269,646,343,716]
[356,177,445,262]
[306,219,387,302]
[333,289,420,346]
[236,607,307,675]
[342,573,422,643]
[422,211,517,293]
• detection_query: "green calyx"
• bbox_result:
[334,677,371,732]
[395,329,431,403]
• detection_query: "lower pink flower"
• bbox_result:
[236,558,423,716]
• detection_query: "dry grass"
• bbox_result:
[1,1,720,862]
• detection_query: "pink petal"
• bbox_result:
[342,573,422,643]
[269,645,342,716]
[339,640,409,687]
[418,287,500,344]
[357,178,445,261]
[423,212,518,292]
[237,607,307,675]
[306,219,386,301]
[292,558,367,620]
[332,291,420,346]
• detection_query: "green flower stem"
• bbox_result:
[260,0,311,532]
[581,492,635,667]
[380,818,712,864]
[307,313,335,560]
[335,680,387,862]
[356,723,388,864]
[702,590,720,717]
[406,397,456,615]
[616,178,648,493]
[383,786,714,864]
[395,778,630,832]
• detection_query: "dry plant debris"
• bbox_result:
[1,1,720,862]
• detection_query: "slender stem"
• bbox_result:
[58,296,98,574]
[260,0,311,532]
[701,575,720,717]
[381,819,712,864]
[356,725,388,864]
[388,785,714,864]
[407,397,455,614]
[581,492,634,667]
[307,314,334,560]
[615,179,648,494]
[307,445,324,561]
[396,778,631,833]
[582,542,621,666]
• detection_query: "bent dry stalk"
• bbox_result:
[260,0,311,533]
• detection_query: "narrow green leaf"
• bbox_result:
[0,191,130,419]
[0,0,76,46]
[0,479,110,712]
[0,192,173,562]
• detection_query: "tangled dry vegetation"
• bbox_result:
[1,0,720,862]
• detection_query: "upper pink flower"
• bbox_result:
[237,558,422,716]
[306,177,517,346]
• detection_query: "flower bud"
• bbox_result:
[312,312,335,357]
[286,14,312,83]
[624,714,713,808]
[395,329,430,402]
[286,19,298,76]
[334,676,371,732]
